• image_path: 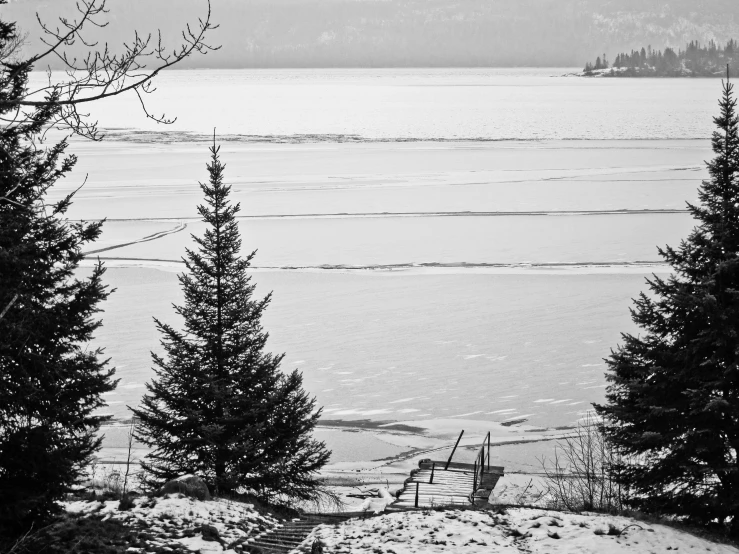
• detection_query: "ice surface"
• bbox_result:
[34,68,723,140]
[87,267,654,430]
[51,69,723,467]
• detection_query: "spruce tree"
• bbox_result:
[0,19,116,534]
[595,69,739,529]
[133,141,330,502]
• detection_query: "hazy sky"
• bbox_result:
[6,0,739,68]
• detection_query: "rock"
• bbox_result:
[160,474,211,501]
[488,493,505,505]
[199,524,221,542]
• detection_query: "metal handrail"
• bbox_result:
[471,432,491,501]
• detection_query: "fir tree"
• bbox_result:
[595,69,739,530]
[132,140,330,502]
[0,18,116,534]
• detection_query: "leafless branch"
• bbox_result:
[539,412,630,513]
[0,293,19,322]
[0,0,219,139]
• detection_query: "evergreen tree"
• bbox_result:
[0,17,116,534]
[132,141,330,502]
[595,70,739,530]
[1,0,214,539]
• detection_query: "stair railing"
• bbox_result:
[471,432,491,502]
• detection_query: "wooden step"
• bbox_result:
[418,460,505,474]
[403,485,473,492]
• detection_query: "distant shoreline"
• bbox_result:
[569,68,730,79]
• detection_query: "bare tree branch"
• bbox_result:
[0,0,219,140]
[0,293,19,322]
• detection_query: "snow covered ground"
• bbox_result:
[63,494,280,553]
[310,507,739,553]
[61,493,739,554]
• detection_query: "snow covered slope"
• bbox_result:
[64,494,280,553]
[310,507,739,554]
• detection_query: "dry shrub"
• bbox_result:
[539,412,627,513]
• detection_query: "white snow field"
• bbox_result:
[62,495,739,554]
[64,494,280,553]
[310,508,739,554]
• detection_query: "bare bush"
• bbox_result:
[122,417,139,497]
[539,412,627,513]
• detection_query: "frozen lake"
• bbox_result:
[51,67,722,140]
[53,68,721,442]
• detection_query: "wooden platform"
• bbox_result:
[390,459,504,510]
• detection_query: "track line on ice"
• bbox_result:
[83,222,187,256]
[95,209,690,222]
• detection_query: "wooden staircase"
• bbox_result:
[391,460,504,509]
[243,513,370,553]
[244,431,505,551]
[390,431,504,510]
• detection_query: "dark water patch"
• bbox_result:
[319,419,426,434]
[501,418,529,427]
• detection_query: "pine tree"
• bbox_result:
[132,140,330,502]
[0,18,116,534]
[595,69,739,530]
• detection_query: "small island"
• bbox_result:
[579,39,738,77]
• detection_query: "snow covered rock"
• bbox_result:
[160,474,211,500]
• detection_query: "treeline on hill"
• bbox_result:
[6,0,739,68]
[584,39,739,76]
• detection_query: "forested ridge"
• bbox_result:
[6,0,739,68]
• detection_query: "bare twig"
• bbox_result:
[539,413,630,513]
[0,0,219,139]
[122,416,138,496]
[0,293,19,321]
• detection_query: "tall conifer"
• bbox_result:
[133,140,329,502]
[595,69,739,529]
[0,17,116,533]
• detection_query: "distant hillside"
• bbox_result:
[4,0,739,67]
